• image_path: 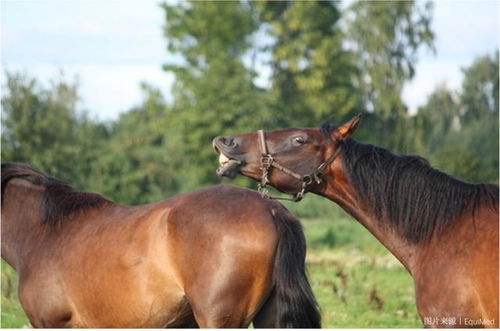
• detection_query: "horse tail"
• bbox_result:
[270,203,321,328]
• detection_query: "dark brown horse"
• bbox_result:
[213,116,499,328]
[1,163,321,328]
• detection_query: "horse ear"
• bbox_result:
[333,114,362,141]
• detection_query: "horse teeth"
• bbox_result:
[219,153,230,166]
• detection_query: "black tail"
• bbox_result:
[270,203,321,328]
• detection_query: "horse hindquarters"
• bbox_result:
[164,187,320,328]
[174,247,276,327]
[165,210,277,327]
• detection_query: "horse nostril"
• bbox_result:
[222,136,237,148]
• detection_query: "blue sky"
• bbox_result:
[1,0,499,121]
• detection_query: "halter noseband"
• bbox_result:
[256,129,342,202]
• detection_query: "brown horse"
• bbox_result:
[213,116,499,328]
[1,163,321,328]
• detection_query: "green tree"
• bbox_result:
[256,0,360,126]
[417,53,499,184]
[431,116,498,183]
[460,51,499,121]
[415,85,460,154]
[1,72,108,188]
[161,1,270,191]
[87,83,185,204]
[345,1,434,151]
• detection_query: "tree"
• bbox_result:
[460,51,499,121]
[87,83,185,204]
[344,1,434,151]
[431,116,498,183]
[416,52,499,184]
[415,85,460,154]
[1,72,108,189]
[255,0,360,127]
[161,1,271,191]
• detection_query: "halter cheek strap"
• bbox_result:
[256,129,341,202]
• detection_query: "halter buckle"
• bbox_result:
[260,154,273,168]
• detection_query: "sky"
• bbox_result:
[1,0,499,121]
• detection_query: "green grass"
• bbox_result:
[1,216,422,328]
[303,217,420,327]
[1,262,30,328]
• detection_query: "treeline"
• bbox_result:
[1,1,498,212]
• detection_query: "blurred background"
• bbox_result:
[1,0,498,328]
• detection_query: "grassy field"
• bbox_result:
[1,262,27,328]
[304,217,420,327]
[1,215,422,328]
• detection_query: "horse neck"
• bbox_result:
[316,161,418,274]
[1,180,47,270]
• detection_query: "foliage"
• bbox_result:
[416,52,499,184]
[460,51,499,122]
[346,1,434,115]
[1,72,109,189]
[431,116,498,183]
[161,1,273,191]
[255,1,360,126]
[86,83,186,204]
[345,1,434,151]
[415,85,460,153]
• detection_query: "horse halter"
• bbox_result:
[256,129,342,202]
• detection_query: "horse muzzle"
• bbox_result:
[213,136,245,179]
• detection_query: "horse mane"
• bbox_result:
[1,163,110,226]
[320,123,499,243]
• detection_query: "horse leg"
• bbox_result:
[252,290,277,328]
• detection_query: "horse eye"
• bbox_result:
[293,137,306,145]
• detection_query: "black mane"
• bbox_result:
[1,163,110,226]
[320,123,499,243]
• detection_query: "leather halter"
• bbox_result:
[257,129,342,202]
